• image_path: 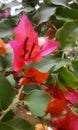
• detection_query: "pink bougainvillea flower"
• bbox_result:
[0,10,9,18]
[45,98,66,117]
[19,67,49,86]
[64,86,78,105]
[10,14,60,71]
[38,39,60,57]
[53,112,78,130]
[13,13,38,42]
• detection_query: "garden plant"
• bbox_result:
[0,0,78,130]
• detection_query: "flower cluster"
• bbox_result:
[10,14,60,72]
[8,13,78,130]
[1,12,78,130]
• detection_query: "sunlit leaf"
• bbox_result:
[49,0,69,7]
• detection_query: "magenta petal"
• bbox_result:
[39,39,60,57]
[10,40,25,72]
[14,13,38,43]
[64,90,78,105]
[53,112,78,130]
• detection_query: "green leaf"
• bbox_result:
[50,58,71,72]
[1,50,13,71]
[72,60,78,71]
[50,15,64,29]
[0,19,14,38]
[50,0,69,7]
[24,85,40,93]
[24,90,51,116]
[58,67,78,88]
[0,75,15,109]
[30,55,70,72]
[2,110,15,122]
[69,2,78,9]
[6,117,34,130]
[0,57,3,71]
[30,56,54,72]
[72,60,78,78]
[0,122,18,130]
[6,74,15,87]
[35,6,56,24]
[55,7,78,21]
[56,20,78,49]
[3,50,13,68]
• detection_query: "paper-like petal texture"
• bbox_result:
[10,14,60,71]
[10,14,40,71]
[45,98,66,117]
[39,39,60,57]
[14,14,38,42]
[64,87,78,105]
[53,112,78,130]
[46,85,78,105]
[19,67,49,85]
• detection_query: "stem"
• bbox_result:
[0,85,24,121]
[38,117,46,130]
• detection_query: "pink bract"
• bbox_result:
[10,14,60,71]
[38,39,60,57]
[53,112,78,130]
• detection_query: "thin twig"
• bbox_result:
[0,85,24,121]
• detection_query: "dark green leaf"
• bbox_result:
[24,90,51,116]
[6,117,34,130]
[2,111,15,122]
[0,75,15,109]
[2,50,13,70]
[0,57,3,71]
[72,60,78,78]
[72,60,78,71]
[55,7,78,21]
[24,85,40,93]
[58,67,78,88]
[56,20,78,49]
[0,19,14,38]
[50,15,64,29]
[0,122,18,130]
[69,2,78,9]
